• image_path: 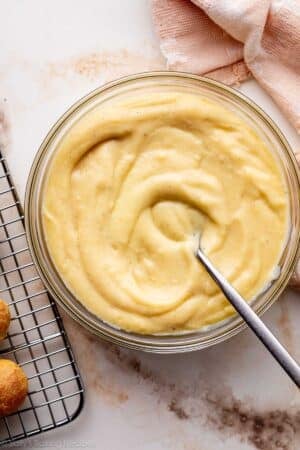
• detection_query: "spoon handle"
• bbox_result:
[196,248,300,388]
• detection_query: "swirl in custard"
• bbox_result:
[43,92,288,334]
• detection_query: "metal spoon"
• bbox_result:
[195,245,300,388]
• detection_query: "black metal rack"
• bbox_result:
[0,153,84,446]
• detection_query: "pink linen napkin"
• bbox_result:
[153,0,300,288]
[152,0,300,133]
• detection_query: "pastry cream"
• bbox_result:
[43,92,288,334]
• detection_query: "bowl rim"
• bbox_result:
[24,71,300,353]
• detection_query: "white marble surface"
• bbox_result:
[1,1,299,449]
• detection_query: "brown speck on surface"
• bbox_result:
[91,376,129,405]
[240,414,248,423]
[102,342,160,384]
[0,109,10,152]
[277,294,295,354]
[128,357,141,373]
[41,49,165,90]
[168,399,189,420]
[205,391,299,450]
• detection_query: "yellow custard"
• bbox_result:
[42,92,288,334]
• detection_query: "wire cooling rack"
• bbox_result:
[0,153,84,446]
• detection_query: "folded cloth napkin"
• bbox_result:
[152,0,300,133]
[153,0,300,288]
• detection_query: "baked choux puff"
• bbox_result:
[0,359,28,416]
[0,299,10,340]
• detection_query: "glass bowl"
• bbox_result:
[24,72,300,353]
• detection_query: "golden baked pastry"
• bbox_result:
[0,299,10,340]
[0,359,28,416]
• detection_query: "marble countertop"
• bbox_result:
[1,1,299,449]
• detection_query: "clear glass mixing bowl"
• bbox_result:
[25,72,300,353]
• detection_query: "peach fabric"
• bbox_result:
[152,0,300,132]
